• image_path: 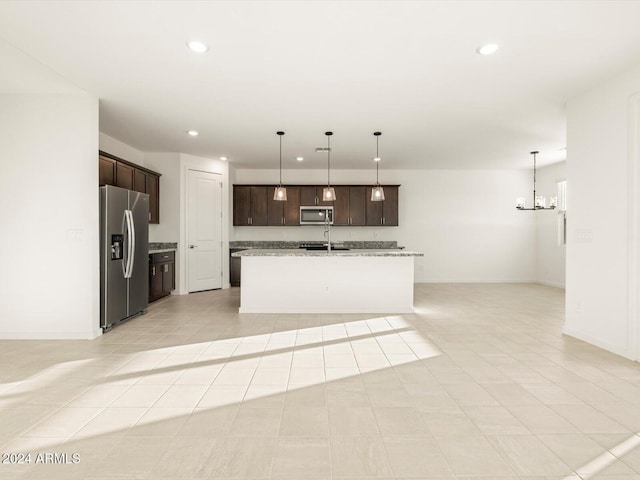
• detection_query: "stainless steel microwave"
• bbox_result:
[299,206,333,225]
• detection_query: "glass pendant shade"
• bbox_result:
[274,131,287,201]
[371,185,385,201]
[371,132,385,201]
[322,186,336,202]
[273,186,287,201]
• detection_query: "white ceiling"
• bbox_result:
[1,1,640,170]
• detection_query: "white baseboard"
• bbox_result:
[562,325,637,362]
[0,330,99,340]
[537,280,566,289]
[416,278,538,284]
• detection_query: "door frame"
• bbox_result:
[183,168,225,294]
[627,92,640,361]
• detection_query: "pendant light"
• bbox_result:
[273,131,287,201]
[371,131,385,201]
[516,151,557,210]
[322,131,336,202]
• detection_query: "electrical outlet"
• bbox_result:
[67,229,85,242]
[576,301,583,313]
[575,229,593,244]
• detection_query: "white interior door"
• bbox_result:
[187,169,222,293]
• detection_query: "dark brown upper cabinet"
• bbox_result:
[98,150,161,224]
[115,162,134,190]
[366,185,398,226]
[334,186,366,226]
[234,184,398,227]
[99,155,116,186]
[233,185,268,226]
[267,186,301,226]
[300,186,333,206]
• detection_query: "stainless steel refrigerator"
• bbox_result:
[100,185,149,330]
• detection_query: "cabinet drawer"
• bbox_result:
[152,251,175,263]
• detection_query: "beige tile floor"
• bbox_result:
[1,283,639,479]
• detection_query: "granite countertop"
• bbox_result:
[230,240,402,249]
[232,248,423,257]
[149,242,177,254]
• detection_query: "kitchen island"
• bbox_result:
[232,249,423,314]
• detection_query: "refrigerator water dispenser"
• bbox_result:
[111,234,124,260]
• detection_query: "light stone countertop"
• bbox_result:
[149,248,176,254]
[232,248,423,257]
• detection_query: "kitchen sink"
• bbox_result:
[304,245,350,251]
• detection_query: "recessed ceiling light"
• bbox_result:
[186,40,209,53]
[296,156,304,162]
[220,156,227,161]
[476,43,499,55]
[187,130,199,136]
[374,157,381,162]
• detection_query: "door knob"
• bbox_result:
[189,245,198,249]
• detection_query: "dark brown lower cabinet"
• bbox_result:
[230,249,245,286]
[149,251,175,302]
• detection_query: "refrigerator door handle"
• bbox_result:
[124,210,134,278]
[128,209,136,277]
[122,210,129,277]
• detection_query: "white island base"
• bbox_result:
[237,252,419,314]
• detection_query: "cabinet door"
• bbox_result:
[229,250,242,287]
[382,186,399,226]
[162,262,175,293]
[133,168,147,193]
[147,174,160,224]
[250,186,268,226]
[300,186,317,206]
[115,162,134,190]
[366,187,384,226]
[233,186,251,226]
[150,262,164,301]
[99,156,116,186]
[349,186,367,226]
[267,186,284,226]
[283,187,300,226]
[333,186,350,226]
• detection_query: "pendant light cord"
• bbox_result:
[279,134,282,185]
[376,135,380,184]
[327,134,331,186]
[532,151,537,208]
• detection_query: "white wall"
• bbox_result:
[144,152,180,244]
[535,161,567,288]
[0,93,100,339]
[565,63,640,361]
[232,168,537,283]
[99,132,145,166]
